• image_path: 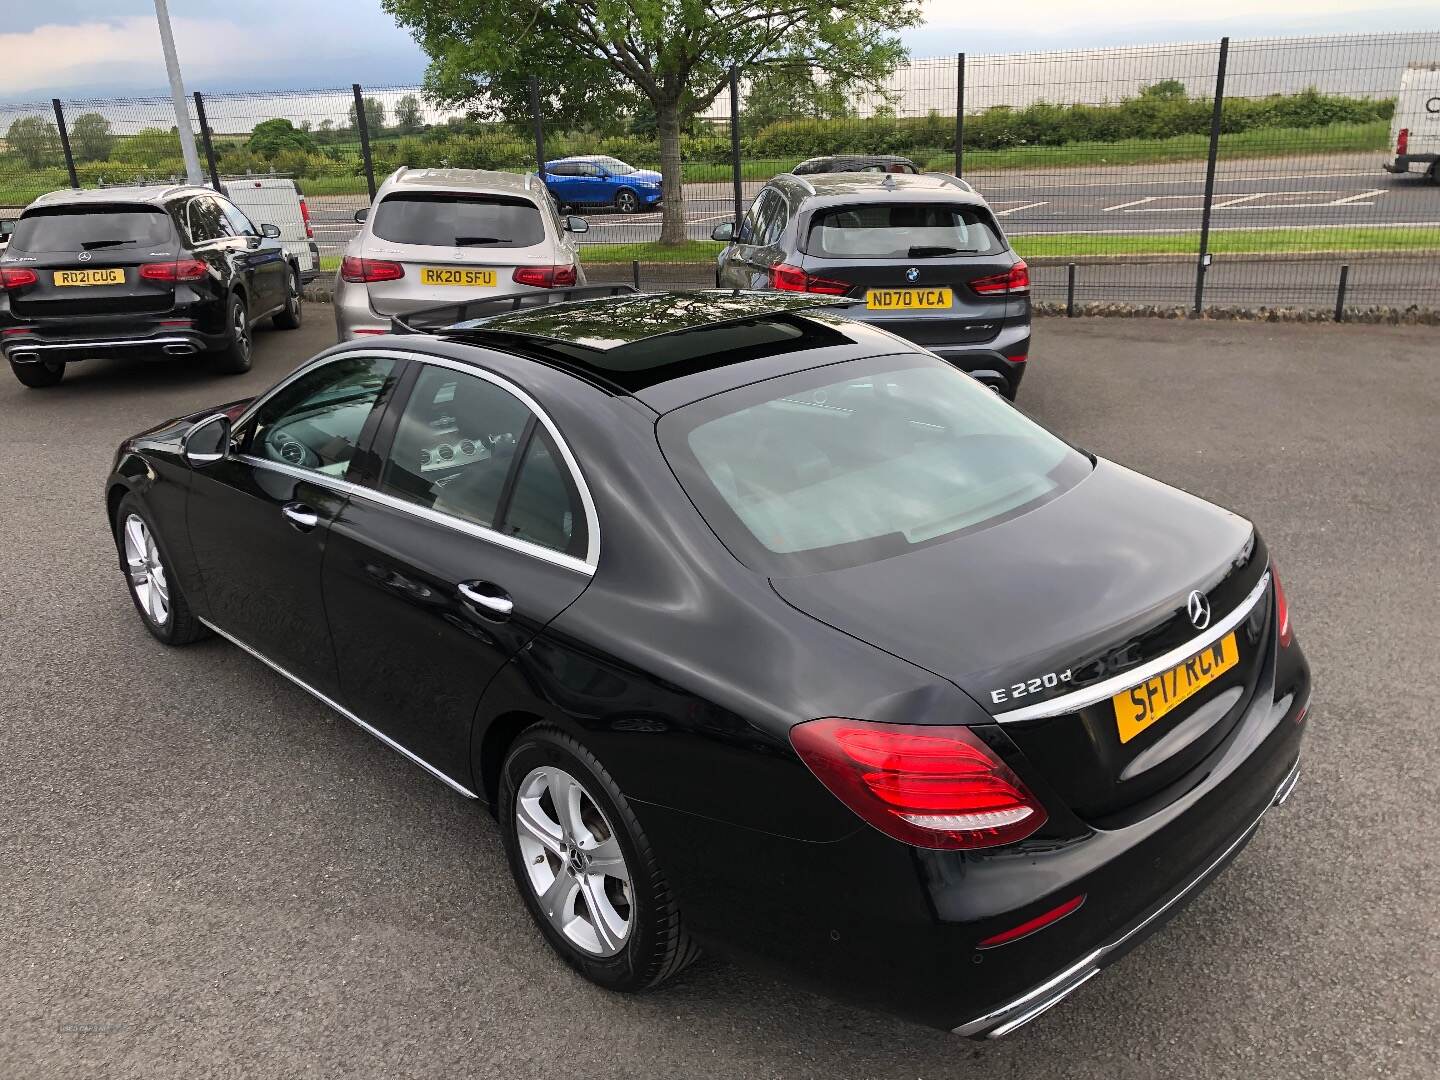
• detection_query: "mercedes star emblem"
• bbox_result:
[1187,590,1212,630]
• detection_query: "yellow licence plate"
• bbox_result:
[54,268,125,287]
[1113,631,1239,744]
[419,267,497,287]
[866,287,952,310]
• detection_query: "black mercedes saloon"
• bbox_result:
[104,289,1310,1036]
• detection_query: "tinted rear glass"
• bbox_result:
[10,207,175,253]
[372,193,545,248]
[807,203,1003,259]
[663,356,1089,574]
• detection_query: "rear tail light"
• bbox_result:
[977,894,1086,949]
[770,262,850,296]
[139,259,208,282]
[0,267,38,289]
[340,257,403,283]
[789,718,1047,850]
[299,197,314,240]
[1271,561,1293,648]
[971,261,1030,296]
[1397,127,1409,156]
[512,264,578,288]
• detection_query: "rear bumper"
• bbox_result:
[3,328,214,362]
[1383,154,1439,174]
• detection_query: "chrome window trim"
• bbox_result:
[992,571,1272,724]
[230,348,600,573]
[199,617,478,799]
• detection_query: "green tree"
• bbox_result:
[348,96,387,133]
[381,0,922,244]
[6,115,62,168]
[744,64,858,133]
[1139,79,1188,101]
[395,94,424,134]
[69,112,115,162]
[248,118,318,158]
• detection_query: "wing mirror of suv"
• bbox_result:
[260,223,282,238]
[710,221,735,242]
[564,216,589,234]
[183,414,232,469]
[353,208,369,224]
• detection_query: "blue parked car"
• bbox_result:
[541,156,663,214]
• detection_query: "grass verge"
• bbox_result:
[1012,226,1440,257]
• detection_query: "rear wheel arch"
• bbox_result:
[477,708,547,808]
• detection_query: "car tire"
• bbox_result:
[211,294,253,374]
[272,269,302,330]
[614,189,641,214]
[10,357,65,388]
[114,494,208,646]
[499,725,700,992]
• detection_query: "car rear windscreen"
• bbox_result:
[9,206,175,253]
[372,193,545,248]
[807,203,1004,259]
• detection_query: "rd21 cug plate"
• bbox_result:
[54,268,125,286]
[419,267,497,287]
[1113,631,1239,743]
[866,287,952,311]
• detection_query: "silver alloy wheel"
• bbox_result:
[515,765,632,957]
[233,302,250,359]
[123,513,170,627]
[287,274,300,317]
[615,190,639,214]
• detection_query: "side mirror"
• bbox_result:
[710,221,735,243]
[564,216,589,234]
[260,223,282,238]
[353,208,369,224]
[0,219,15,240]
[183,414,231,468]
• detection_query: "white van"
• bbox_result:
[218,177,321,278]
[1382,63,1440,182]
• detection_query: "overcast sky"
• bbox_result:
[0,0,1435,100]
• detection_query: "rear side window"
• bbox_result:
[9,207,174,253]
[372,193,546,248]
[187,197,230,243]
[807,204,1004,259]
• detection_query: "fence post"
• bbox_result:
[729,67,745,231]
[52,99,79,189]
[1334,264,1350,322]
[954,53,965,178]
[193,92,222,190]
[528,77,547,180]
[352,83,377,201]
[1067,263,1077,317]
[632,259,641,290]
[1193,36,1229,316]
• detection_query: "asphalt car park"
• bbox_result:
[1,312,1436,1078]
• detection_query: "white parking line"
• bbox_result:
[1104,189,1390,212]
[993,201,1047,217]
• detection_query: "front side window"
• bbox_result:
[243,356,398,477]
[218,198,258,237]
[371,193,545,248]
[662,356,1090,574]
[806,203,1004,259]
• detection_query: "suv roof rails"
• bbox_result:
[787,173,816,195]
[390,284,642,335]
[938,174,974,192]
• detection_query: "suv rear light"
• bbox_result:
[770,263,850,295]
[789,718,1047,850]
[513,264,578,288]
[299,197,314,240]
[341,257,403,283]
[0,267,38,289]
[139,259,208,282]
[971,261,1030,296]
[1397,127,1409,156]
[1272,561,1293,648]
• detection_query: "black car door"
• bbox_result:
[321,357,594,790]
[217,196,287,312]
[186,353,404,698]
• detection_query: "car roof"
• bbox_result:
[27,183,209,210]
[799,154,917,165]
[385,290,919,411]
[378,166,542,198]
[774,170,980,205]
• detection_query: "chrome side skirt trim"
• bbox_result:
[993,571,1272,724]
[199,617,479,799]
[952,754,1300,1039]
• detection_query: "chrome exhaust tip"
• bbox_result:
[9,351,38,363]
[162,343,197,356]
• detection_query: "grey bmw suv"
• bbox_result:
[711,172,1031,398]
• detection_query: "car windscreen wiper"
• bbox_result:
[81,239,139,250]
[454,236,506,246]
[906,245,967,257]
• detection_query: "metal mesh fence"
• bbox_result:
[2,30,1437,314]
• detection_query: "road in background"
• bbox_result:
[1,312,1436,1079]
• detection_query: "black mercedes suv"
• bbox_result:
[711,172,1031,398]
[0,184,303,388]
